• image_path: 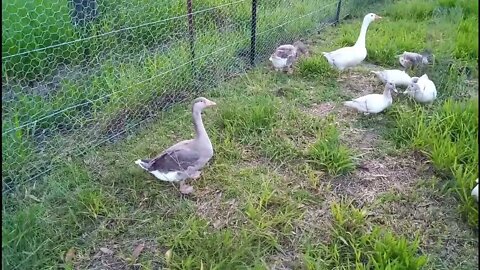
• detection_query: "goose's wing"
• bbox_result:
[146,147,201,173]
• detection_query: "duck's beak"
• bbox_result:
[374,15,382,20]
[206,100,217,107]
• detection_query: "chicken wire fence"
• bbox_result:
[2,0,360,193]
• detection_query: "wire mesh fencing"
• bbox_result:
[2,0,358,193]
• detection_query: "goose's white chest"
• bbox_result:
[270,56,289,69]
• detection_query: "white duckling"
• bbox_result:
[135,97,216,194]
[472,179,478,202]
[403,74,437,104]
[344,82,396,114]
[371,69,412,88]
[269,41,308,74]
[322,13,382,71]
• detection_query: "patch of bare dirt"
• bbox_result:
[78,240,162,270]
[304,101,336,118]
[303,67,393,120]
[337,71,382,97]
[333,152,429,207]
[266,252,303,270]
[194,187,244,230]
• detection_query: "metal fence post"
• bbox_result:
[334,0,342,25]
[250,0,258,67]
[187,0,196,80]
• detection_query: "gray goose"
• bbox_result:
[135,97,216,194]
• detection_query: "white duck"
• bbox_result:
[135,97,216,194]
[344,82,396,114]
[403,74,437,104]
[371,69,412,88]
[322,13,382,71]
[471,179,478,202]
[269,41,308,74]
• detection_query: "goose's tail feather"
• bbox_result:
[343,101,357,108]
[344,100,367,112]
[322,52,334,65]
[135,159,150,170]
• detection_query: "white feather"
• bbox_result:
[343,94,391,114]
[472,179,479,202]
[371,70,412,87]
[150,171,182,182]
[135,159,183,182]
[269,55,289,69]
[323,46,367,71]
[404,74,437,103]
[135,159,149,170]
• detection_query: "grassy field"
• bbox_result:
[2,0,478,269]
[2,0,338,189]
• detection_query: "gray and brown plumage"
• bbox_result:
[269,41,308,73]
[135,97,216,194]
[397,51,431,70]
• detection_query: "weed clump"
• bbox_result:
[306,120,355,176]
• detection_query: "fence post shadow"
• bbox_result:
[250,0,258,68]
[69,0,98,59]
[334,0,342,25]
[187,0,197,90]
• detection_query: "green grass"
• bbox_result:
[2,0,479,269]
[387,99,478,226]
[303,201,428,269]
[1,0,336,188]
[306,120,356,176]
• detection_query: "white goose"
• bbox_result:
[344,82,396,114]
[322,13,382,71]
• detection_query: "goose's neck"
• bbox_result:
[383,88,392,99]
[192,108,208,141]
[354,19,371,48]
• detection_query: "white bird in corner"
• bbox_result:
[344,81,396,114]
[472,178,478,202]
[322,13,382,71]
[135,97,216,194]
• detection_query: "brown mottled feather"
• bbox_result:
[274,45,296,59]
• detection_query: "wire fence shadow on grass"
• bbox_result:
[2,0,353,193]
